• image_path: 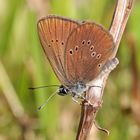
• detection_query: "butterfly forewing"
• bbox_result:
[65,22,114,83]
[37,15,80,85]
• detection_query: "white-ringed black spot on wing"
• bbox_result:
[82,40,86,45]
[61,41,64,45]
[91,51,96,57]
[90,45,94,51]
[69,49,74,55]
[75,45,79,51]
[87,40,91,45]
[96,54,101,59]
[98,63,102,68]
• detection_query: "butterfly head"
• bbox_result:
[58,81,87,99]
[58,85,69,96]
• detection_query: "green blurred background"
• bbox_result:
[0,0,140,140]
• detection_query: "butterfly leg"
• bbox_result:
[77,94,94,105]
[72,97,81,105]
[72,95,100,107]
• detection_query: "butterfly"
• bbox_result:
[37,15,114,105]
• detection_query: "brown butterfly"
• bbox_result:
[37,15,114,106]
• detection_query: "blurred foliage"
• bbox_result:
[0,0,140,140]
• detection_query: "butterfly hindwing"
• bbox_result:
[64,22,114,83]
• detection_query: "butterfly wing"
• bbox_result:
[37,15,80,85]
[64,22,114,83]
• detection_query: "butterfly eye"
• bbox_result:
[69,49,73,55]
[56,39,58,42]
[90,45,94,51]
[87,40,91,45]
[82,40,86,45]
[91,51,96,57]
[48,44,51,47]
[96,54,101,59]
[51,40,54,42]
[75,46,79,51]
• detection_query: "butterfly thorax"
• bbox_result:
[58,81,87,99]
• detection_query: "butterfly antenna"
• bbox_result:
[38,90,58,110]
[29,85,60,90]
